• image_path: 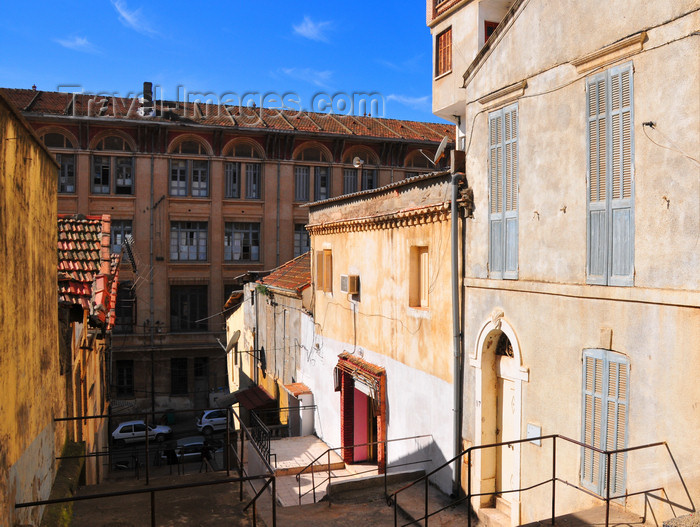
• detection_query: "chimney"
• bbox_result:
[143,81,153,110]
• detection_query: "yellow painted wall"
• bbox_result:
[309,177,459,384]
[0,95,66,525]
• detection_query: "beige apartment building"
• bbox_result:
[3,85,452,415]
[428,1,699,525]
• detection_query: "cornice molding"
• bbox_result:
[571,31,646,73]
[308,202,454,236]
[478,80,528,108]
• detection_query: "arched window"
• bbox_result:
[171,138,210,155]
[39,130,76,194]
[293,144,332,202]
[95,135,133,152]
[42,132,74,149]
[342,147,379,194]
[222,140,265,200]
[91,134,135,195]
[404,150,435,179]
[229,142,262,159]
[168,136,211,198]
[404,150,433,169]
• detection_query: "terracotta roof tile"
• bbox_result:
[57,214,120,329]
[1,88,453,143]
[284,383,312,397]
[258,252,311,295]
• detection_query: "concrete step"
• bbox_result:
[390,480,473,527]
[326,469,425,502]
[496,496,511,515]
[478,506,511,527]
[275,460,345,477]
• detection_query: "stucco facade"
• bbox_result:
[439,1,700,525]
[0,93,66,526]
[305,173,467,491]
[225,253,314,434]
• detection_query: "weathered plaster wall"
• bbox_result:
[309,178,458,384]
[464,4,700,289]
[457,1,700,524]
[256,289,305,386]
[307,175,463,493]
[0,96,65,525]
[463,289,700,523]
[299,324,455,493]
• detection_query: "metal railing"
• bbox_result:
[16,406,277,527]
[253,405,317,438]
[249,411,272,466]
[295,434,433,505]
[388,434,674,527]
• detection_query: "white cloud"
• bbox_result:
[387,94,431,110]
[54,36,99,54]
[111,0,159,37]
[377,53,425,73]
[280,67,333,89]
[293,16,332,42]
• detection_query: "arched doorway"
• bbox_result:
[470,313,528,526]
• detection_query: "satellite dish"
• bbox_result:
[434,136,449,165]
[352,156,364,169]
[225,330,241,353]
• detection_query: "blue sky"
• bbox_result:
[0,1,447,124]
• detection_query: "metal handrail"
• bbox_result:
[295,434,433,505]
[19,408,278,527]
[388,434,668,527]
[250,411,271,464]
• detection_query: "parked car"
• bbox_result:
[160,436,221,464]
[196,409,229,435]
[112,420,172,447]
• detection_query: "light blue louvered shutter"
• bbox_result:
[603,353,629,497]
[581,349,629,496]
[587,73,608,285]
[581,349,605,492]
[503,104,519,279]
[608,64,634,286]
[489,112,504,278]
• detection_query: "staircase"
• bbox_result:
[477,497,512,527]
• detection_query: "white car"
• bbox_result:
[112,420,172,447]
[196,409,229,435]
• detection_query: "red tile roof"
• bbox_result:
[257,252,311,295]
[284,383,312,397]
[1,88,454,143]
[235,385,276,410]
[58,214,120,329]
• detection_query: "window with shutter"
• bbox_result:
[488,104,518,279]
[586,63,634,286]
[316,251,324,289]
[323,250,333,292]
[316,249,333,292]
[409,246,429,308]
[581,348,629,497]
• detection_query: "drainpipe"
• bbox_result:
[276,161,281,267]
[149,149,155,422]
[451,171,465,497]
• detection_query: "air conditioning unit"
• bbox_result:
[340,274,360,294]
